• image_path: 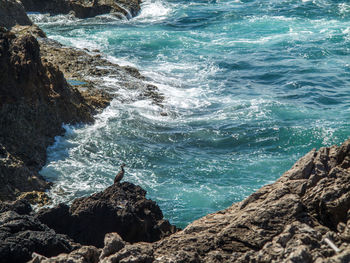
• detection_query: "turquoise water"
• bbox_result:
[32,0,350,228]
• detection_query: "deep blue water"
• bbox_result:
[31,0,350,228]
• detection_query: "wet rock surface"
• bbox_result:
[36,182,178,248]
[20,0,141,19]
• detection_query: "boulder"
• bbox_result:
[0,199,32,215]
[37,182,178,248]
[0,208,77,263]
[0,0,32,29]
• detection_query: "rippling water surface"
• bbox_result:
[31,0,350,228]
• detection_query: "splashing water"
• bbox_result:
[32,0,350,228]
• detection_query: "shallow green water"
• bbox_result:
[32,0,350,228]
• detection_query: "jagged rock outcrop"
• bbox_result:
[20,0,141,19]
[36,182,178,248]
[0,28,109,201]
[32,139,350,262]
[0,200,78,263]
[37,37,165,106]
[0,0,32,29]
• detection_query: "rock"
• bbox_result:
[0,28,110,201]
[0,210,77,263]
[99,233,125,260]
[100,243,154,263]
[20,0,141,19]
[17,191,51,207]
[37,38,165,106]
[36,182,178,248]
[79,139,350,262]
[0,199,32,215]
[11,24,47,38]
[29,246,100,263]
[0,0,32,29]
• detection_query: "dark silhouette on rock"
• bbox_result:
[114,163,126,184]
[36,182,178,248]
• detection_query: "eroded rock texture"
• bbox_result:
[0,29,107,201]
[0,200,77,263]
[20,0,141,18]
[37,37,165,106]
[36,182,178,248]
[32,140,350,262]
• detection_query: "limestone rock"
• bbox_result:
[36,182,178,248]
[30,246,100,263]
[99,233,125,260]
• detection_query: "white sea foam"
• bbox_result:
[135,0,173,23]
[28,13,80,25]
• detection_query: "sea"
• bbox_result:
[29,0,350,228]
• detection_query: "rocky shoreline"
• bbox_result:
[0,0,164,202]
[0,1,349,262]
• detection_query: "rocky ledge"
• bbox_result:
[20,0,141,19]
[29,139,350,262]
[36,182,177,248]
[0,182,177,263]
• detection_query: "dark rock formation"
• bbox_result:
[20,0,141,19]
[0,199,32,215]
[37,182,178,248]
[0,0,32,29]
[0,201,77,263]
[36,139,350,262]
[0,28,109,201]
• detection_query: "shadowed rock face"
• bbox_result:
[0,28,107,201]
[20,0,141,18]
[0,0,32,29]
[36,182,178,248]
[0,200,77,263]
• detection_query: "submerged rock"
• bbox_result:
[36,182,178,248]
[20,0,141,19]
